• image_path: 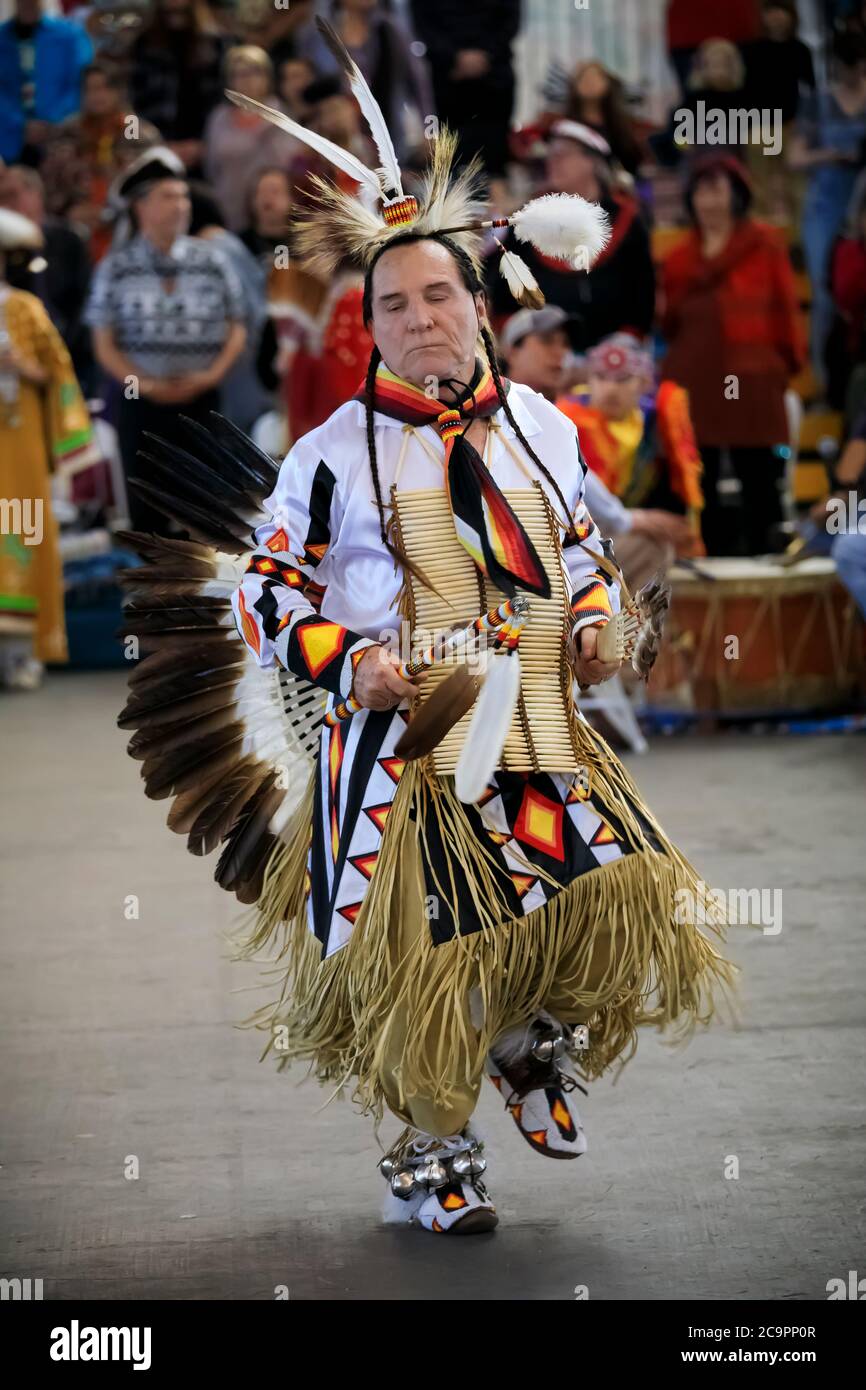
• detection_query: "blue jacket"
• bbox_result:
[0,17,93,161]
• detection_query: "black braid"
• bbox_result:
[363,343,389,544]
[481,324,575,530]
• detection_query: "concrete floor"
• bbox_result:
[1,669,864,1301]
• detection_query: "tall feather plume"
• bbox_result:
[315,15,403,199]
[510,192,611,268]
[225,89,383,201]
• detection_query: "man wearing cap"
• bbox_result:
[86,148,246,535]
[501,311,701,591]
[488,120,655,353]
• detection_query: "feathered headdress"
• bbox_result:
[226,16,610,304]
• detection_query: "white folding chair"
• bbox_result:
[579,674,649,754]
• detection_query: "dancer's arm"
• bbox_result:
[231,441,378,699]
[562,433,622,636]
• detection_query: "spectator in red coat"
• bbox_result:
[661,155,805,557]
[829,173,866,415]
[286,270,372,441]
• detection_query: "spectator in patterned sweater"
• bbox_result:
[86,148,246,535]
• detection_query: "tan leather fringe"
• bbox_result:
[230,724,737,1129]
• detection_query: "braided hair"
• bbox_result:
[361,231,576,552]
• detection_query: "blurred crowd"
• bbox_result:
[2,0,866,690]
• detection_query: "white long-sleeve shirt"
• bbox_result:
[231,381,620,697]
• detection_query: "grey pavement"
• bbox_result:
[1,670,864,1300]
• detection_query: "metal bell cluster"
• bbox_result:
[530,1026,567,1066]
[379,1141,487,1201]
[528,1019,591,1066]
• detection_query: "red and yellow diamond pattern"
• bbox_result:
[513,785,565,862]
[296,619,348,680]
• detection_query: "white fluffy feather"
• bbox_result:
[0,207,43,251]
[510,193,611,269]
[455,652,521,804]
[225,90,383,202]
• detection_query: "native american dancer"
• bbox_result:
[117,18,735,1236]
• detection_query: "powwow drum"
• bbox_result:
[390,483,583,774]
[646,556,865,714]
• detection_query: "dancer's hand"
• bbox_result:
[352,645,425,711]
[573,624,621,686]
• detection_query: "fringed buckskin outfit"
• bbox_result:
[227,360,733,1133]
[117,18,734,1227]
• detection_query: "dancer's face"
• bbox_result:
[368,240,485,390]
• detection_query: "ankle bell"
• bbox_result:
[379,1133,485,1199]
[530,1024,566,1065]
